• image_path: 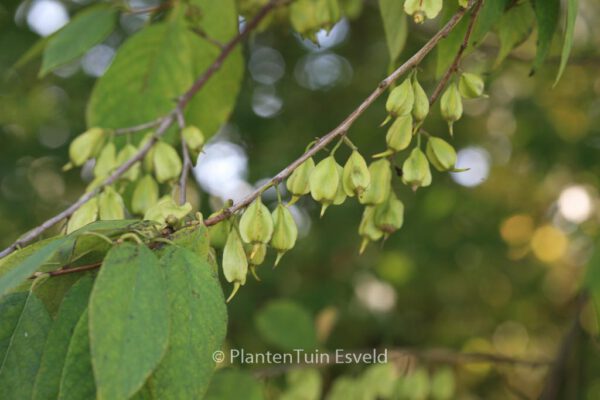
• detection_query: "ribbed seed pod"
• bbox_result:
[385,79,414,118]
[141,134,155,172]
[458,73,485,99]
[412,78,430,122]
[182,125,205,160]
[287,157,315,204]
[131,174,159,215]
[67,197,98,233]
[342,150,370,197]
[270,204,298,267]
[373,191,404,237]
[153,141,182,183]
[426,137,457,171]
[207,213,231,249]
[246,242,267,281]
[143,196,192,224]
[332,164,347,205]
[69,127,105,167]
[402,148,432,191]
[404,0,443,22]
[98,186,125,220]
[239,197,274,257]
[222,228,248,302]
[94,142,117,179]
[440,83,463,135]
[358,206,384,254]
[386,115,413,153]
[116,144,141,181]
[359,159,391,205]
[309,156,339,215]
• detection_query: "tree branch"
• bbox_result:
[0,0,284,259]
[175,110,193,205]
[204,2,476,228]
[428,0,484,106]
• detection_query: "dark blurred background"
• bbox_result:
[2,0,600,398]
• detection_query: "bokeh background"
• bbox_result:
[2,0,600,398]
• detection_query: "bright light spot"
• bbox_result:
[298,19,349,51]
[531,225,568,263]
[295,53,352,91]
[451,147,490,187]
[81,45,115,77]
[27,0,69,37]
[193,140,250,202]
[558,185,593,223]
[354,275,396,313]
[500,214,534,246]
[252,86,283,118]
[249,47,285,85]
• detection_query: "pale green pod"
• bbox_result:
[459,72,485,99]
[412,78,430,122]
[358,159,391,206]
[373,191,404,236]
[116,144,141,181]
[94,142,117,179]
[386,114,413,152]
[358,206,384,254]
[223,228,248,302]
[143,196,192,224]
[67,198,98,233]
[426,137,457,171]
[69,127,105,167]
[309,156,339,205]
[402,147,432,190]
[239,197,274,247]
[98,186,125,220]
[131,174,159,215]
[342,150,370,197]
[385,79,414,117]
[270,204,298,266]
[182,125,205,152]
[287,157,315,203]
[153,141,182,183]
[440,83,463,135]
[207,213,231,250]
[404,0,443,22]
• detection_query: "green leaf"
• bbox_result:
[33,273,85,318]
[554,0,579,85]
[495,1,535,66]
[378,0,408,64]
[165,224,211,263]
[89,244,169,400]
[281,369,322,400]
[531,0,560,74]
[33,276,94,400]
[143,246,227,398]
[87,0,242,140]
[204,369,264,400]
[12,36,51,70]
[471,0,510,45]
[0,236,69,299]
[58,310,96,400]
[0,292,28,361]
[40,5,118,77]
[435,8,469,77]
[255,300,317,351]
[585,244,600,331]
[0,291,53,399]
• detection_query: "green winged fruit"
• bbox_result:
[287,157,315,204]
[153,141,182,183]
[459,73,485,99]
[270,204,298,266]
[239,197,274,257]
[223,228,248,302]
[309,155,340,216]
[359,159,391,205]
[342,150,370,197]
[131,174,159,215]
[358,206,384,254]
[426,137,457,171]
[69,127,105,167]
[440,83,463,135]
[374,191,404,237]
[402,147,432,190]
[385,79,414,118]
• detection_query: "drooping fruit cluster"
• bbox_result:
[65,125,206,232]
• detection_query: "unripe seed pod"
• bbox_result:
[332,164,347,205]
[440,83,463,136]
[116,144,141,181]
[153,141,182,183]
[207,213,231,249]
[342,150,370,197]
[358,206,384,254]
[182,125,205,161]
[309,155,339,209]
[238,197,274,254]
[144,196,192,224]
[412,78,430,122]
[94,142,117,179]
[359,159,391,205]
[67,197,98,233]
[69,127,105,167]
[386,79,414,118]
[223,228,248,302]
[131,174,159,215]
[386,115,413,153]
[402,147,432,191]
[426,137,457,171]
[287,157,315,204]
[459,73,485,99]
[141,134,155,172]
[270,204,298,266]
[373,191,404,236]
[404,0,442,22]
[245,242,267,267]
[98,186,125,220]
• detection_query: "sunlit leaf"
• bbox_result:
[554,0,579,85]
[378,0,408,64]
[204,369,264,400]
[531,0,560,74]
[255,299,317,351]
[495,1,535,66]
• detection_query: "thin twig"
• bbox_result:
[113,116,165,136]
[175,110,192,205]
[204,1,475,228]
[125,3,172,15]
[429,0,484,106]
[30,262,102,279]
[0,0,284,259]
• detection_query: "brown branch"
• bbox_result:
[0,0,284,259]
[113,116,165,135]
[204,1,476,228]
[175,110,193,205]
[428,0,484,106]
[30,262,102,279]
